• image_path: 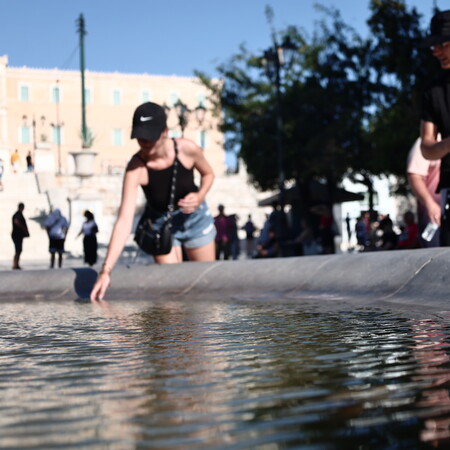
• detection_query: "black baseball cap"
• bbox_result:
[423,10,450,47]
[131,102,167,141]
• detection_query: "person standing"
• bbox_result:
[10,149,20,173]
[407,138,441,247]
[26,151,34,172]
[214,204,232,260]
[345,213,352,243]
[397,211,420,250]
[44,209,69,268]
[11,202,29,270]
[90,102,216,302]
[229,214,240,260]
[77,210,99,266]
[310,203,336,254]
[243,214,257,258]
[420,10,450,246]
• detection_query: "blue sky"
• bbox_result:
[0,0,444,77]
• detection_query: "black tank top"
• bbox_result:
[137,142,198,212]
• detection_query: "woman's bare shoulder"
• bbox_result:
[126,153,146,171]
[177,138,202,157]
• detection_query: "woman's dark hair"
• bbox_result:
[84,210,94,221]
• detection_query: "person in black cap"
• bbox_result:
[421,10,450,246]
[91,102,217,301]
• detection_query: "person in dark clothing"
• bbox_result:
[377,215,398,250]
[214,204,232,260]
[254,225,279,258]
[26,151,34,172]
[77,210,99,266]
[11,202,29,270]
[243,214,257,258]
[421,10,450,245]
[91,102,216,301]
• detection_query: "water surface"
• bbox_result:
[1,298,449,449]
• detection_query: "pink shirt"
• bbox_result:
[406,138,440,204]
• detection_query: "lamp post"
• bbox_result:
[51,80,64,174]
[174,99,190,137]
[23,113,45,152]
[261,35,297,208]
[77,13,88,147]
[164,100,207,141]
[195,103,207,148]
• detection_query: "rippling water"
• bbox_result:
[1,298,450,449]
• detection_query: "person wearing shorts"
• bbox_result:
[91,102,216,302]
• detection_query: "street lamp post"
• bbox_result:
[23,114,46,166]
[195,103,207,149]
[164,100,207,141]
[77,13,88,147]
[174,100,190,137]
[262,35,297,209]
[51,80,64,174]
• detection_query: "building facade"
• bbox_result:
[0,54,225,176]
[0,55,278,263]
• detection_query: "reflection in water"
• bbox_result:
[0,300,449,448]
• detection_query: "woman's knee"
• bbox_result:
[186,241,215,262]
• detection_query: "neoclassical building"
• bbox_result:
[0,54,225,176]
[0,55,276,262]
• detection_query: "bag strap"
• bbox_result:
[167,138,179,215]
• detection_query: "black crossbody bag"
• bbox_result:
[134,139,179,255]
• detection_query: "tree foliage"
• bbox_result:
[196,0,441,198]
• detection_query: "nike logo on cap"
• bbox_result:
[140,116,153,122]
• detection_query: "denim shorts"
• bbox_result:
[144,201,216,249]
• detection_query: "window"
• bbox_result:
[141,90,151,102]
[20,126,31,143]
[52,86,60,103]
[84,88,91,104]
[19,85,29,102]
[169,92,178,107]
[112,89,121,105]
[113,129,123,146]
[197,130,207,149]
[168,129,182,138]
[52,127,62,145]
[197,93,206,107]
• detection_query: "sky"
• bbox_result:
[0,0,445,78]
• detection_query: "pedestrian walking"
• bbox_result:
[11,202,29,270]
[77,210,99,266]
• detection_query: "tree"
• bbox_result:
[197,0,438,205]
[364,0,440,184]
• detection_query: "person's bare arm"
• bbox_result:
[407,172,441,226]
[177,139,214,214]
[421,120,450,160]
[90,161,141,301]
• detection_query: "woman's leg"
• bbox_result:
[185,241,216,262]
[154,245,183,264]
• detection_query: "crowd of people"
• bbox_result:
[10,203,98,270]
[354,211,423,252]
[213,201,341,260]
